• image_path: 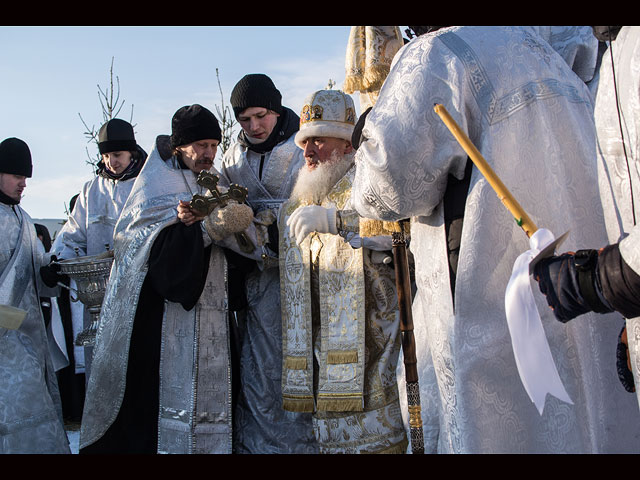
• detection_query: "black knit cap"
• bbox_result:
[98,118,138,154]
[230,74,283,118]
[0,137,33,177]
[170,104,222,149]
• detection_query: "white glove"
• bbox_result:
[286,205,338,245]
[203,201,254,241]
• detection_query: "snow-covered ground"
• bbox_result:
[66,425,80,454]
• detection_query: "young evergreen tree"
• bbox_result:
[78,57,135,170]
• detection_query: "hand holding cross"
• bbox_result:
[190,170,249,216]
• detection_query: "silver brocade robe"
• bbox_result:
[51,173,138,375]
[220,136,318,453]
[593,26,640,409]
[351,26,640,453]
[52,174,137,259]
[80,136,232,453]
[279,167,407,454]
[0,203,70,454]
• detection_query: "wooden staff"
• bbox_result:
[345,26,424,451]
[433,104,538,238]
[390,220,424,454]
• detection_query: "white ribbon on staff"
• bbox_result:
[505,227,573,415]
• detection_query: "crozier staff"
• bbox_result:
[345,25,423,453]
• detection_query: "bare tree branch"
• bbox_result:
[78,56,135,169]
[214,68,237,156]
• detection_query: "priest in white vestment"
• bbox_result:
[279,89,408,453]
[350,26,640,453]
[80,105,253,454]
[533,26,640,408]
[0,137,70,454]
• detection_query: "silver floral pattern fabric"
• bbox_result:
[221,136,319,453]
[51,173,138,375]
[157,246,232,454]
[52,175,137,259]
[279,167,407,453]
[0,204,70,454]
[595,27,640,272]
[593,26,640,409]
[351,26,640,453]
[80,137,232,452]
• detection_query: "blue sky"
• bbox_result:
[1,26,406,220]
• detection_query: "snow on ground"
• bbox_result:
[65,423,80,454]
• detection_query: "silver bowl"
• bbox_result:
[57,251,114,346]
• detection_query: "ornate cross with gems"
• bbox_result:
[189,170,256,253]
[189,170,249,216]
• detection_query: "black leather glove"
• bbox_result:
[533,250,613,322]
[616,325,635,393]
[40,256,68,288]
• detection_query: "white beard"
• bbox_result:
[290,151,354,205]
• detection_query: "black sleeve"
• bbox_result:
[267,221,279,255]
[598,243,640,319]
[147,221,211,311]
[223,248,257,312]
[351,106,372,150]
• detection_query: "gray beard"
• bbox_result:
[290,151,354,205]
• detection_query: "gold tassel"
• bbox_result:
[327,350,358,364]
[383,221,403,233]
[359,219,407,237]
[363,64,391,91]
[359,219,386,237]
[343,74,364,95]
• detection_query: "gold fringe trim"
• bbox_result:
[363,64,391,91]
[344,66,390,94]
[359,219,386,237]
[284,355,307,370]
[327,350,358,364]
[359,219,406,237]
[343,75,364,95]
[317,395,363,412]
[283,396,315,413]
